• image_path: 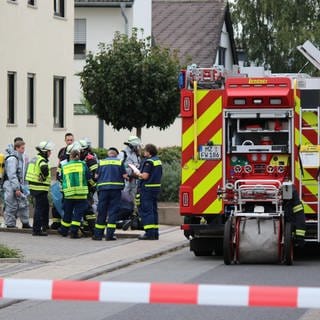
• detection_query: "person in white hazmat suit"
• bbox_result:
[119,136,142,201]
[3,140,31,228]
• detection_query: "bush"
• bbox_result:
[92,148,108,159]
[159,160,181,202]
[158,146,181,163]
[0,244,21,259]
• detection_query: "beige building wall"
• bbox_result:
[0,1,74,164]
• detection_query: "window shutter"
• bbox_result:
[74,19,86,44]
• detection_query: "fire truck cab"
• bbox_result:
[179,42,320,263]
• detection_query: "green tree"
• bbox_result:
[231,0,320,73]
[79,29,181,137]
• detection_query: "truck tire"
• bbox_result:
[190,238,213,256]
[223,218,234,265]
[283,222,293,265]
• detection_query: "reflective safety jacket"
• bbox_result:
[139,156,162,192]
[26,155,51,192]
[61,160,89,199]
[96,157,126,191]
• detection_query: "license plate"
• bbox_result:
[199,145,221,160]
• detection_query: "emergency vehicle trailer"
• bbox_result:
[179,61,320,264]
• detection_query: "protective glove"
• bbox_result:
[128,163,141,175]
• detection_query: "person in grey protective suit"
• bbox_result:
[119,135,142,201]
[3,140,31,228]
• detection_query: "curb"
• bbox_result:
[0,227,141,239]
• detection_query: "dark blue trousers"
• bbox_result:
[94,189,121,239]
[32,191,49,233]
[139,190,159,238]
[60,199,87,236]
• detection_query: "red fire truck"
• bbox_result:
[179,46,320,264]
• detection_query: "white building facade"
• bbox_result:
[0,0,74,162]
[73,0,183,150]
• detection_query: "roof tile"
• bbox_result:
[152,0,227,67]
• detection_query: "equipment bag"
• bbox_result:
[0,153,4,180]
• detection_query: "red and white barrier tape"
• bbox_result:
[1,278,320,308]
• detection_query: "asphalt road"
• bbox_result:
[1,247,320,320]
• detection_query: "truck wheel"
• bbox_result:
[190,238,213,256]
[223,218,234,265]
[283,222,293,265]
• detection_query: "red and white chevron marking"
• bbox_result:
[1,279,320,308]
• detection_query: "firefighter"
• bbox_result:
[284,185,306,247]
[26,141,53,236]
[135,144,162,240]
[58,149,90,238]
[119,135,142,200]
[51,132,75,229]
[3,140,31,228]
[92,147,128,241]
[78,139,98,235]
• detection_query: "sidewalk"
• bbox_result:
[0,223,187,280]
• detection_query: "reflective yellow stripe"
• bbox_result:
[203,197,222,214]
[295,229,306,236]
[90,163,98,171]
[85,214,96,220]
[144,224,157,230]
[71,221,81,227]
[194,162,222,205]
[52,218,61,222]
[100,159,122,166]
[293,203,304,213]
[61,221,71,227]
[95,224,105,230]
[181,129,222,184]
[182,93,222,151]
[149,159,162,166]
[107,223,116,229]
[97,182,124,187]
[145,184,161,187]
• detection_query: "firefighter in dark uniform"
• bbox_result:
[26,141,53,236]
[283,185,306,247]
[51,132,74,229]
[78,139,98,235]
[58,149,90,238]
[136,144,163,240]
[92,147,128,241]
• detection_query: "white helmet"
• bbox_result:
[78,139,89,150]
[37,141,54,152]
[66,141,81,155]
[124,135,141,147]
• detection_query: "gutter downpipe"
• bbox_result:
[120,2,129,36]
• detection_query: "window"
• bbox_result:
[74,19,86,59]
[54,0,65,17]
[218,46,226,67]
[53,77,65,128]
[27,73,35,124]
[7,72,16,125]
[74,104,94,115]
[28,0,36,5]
